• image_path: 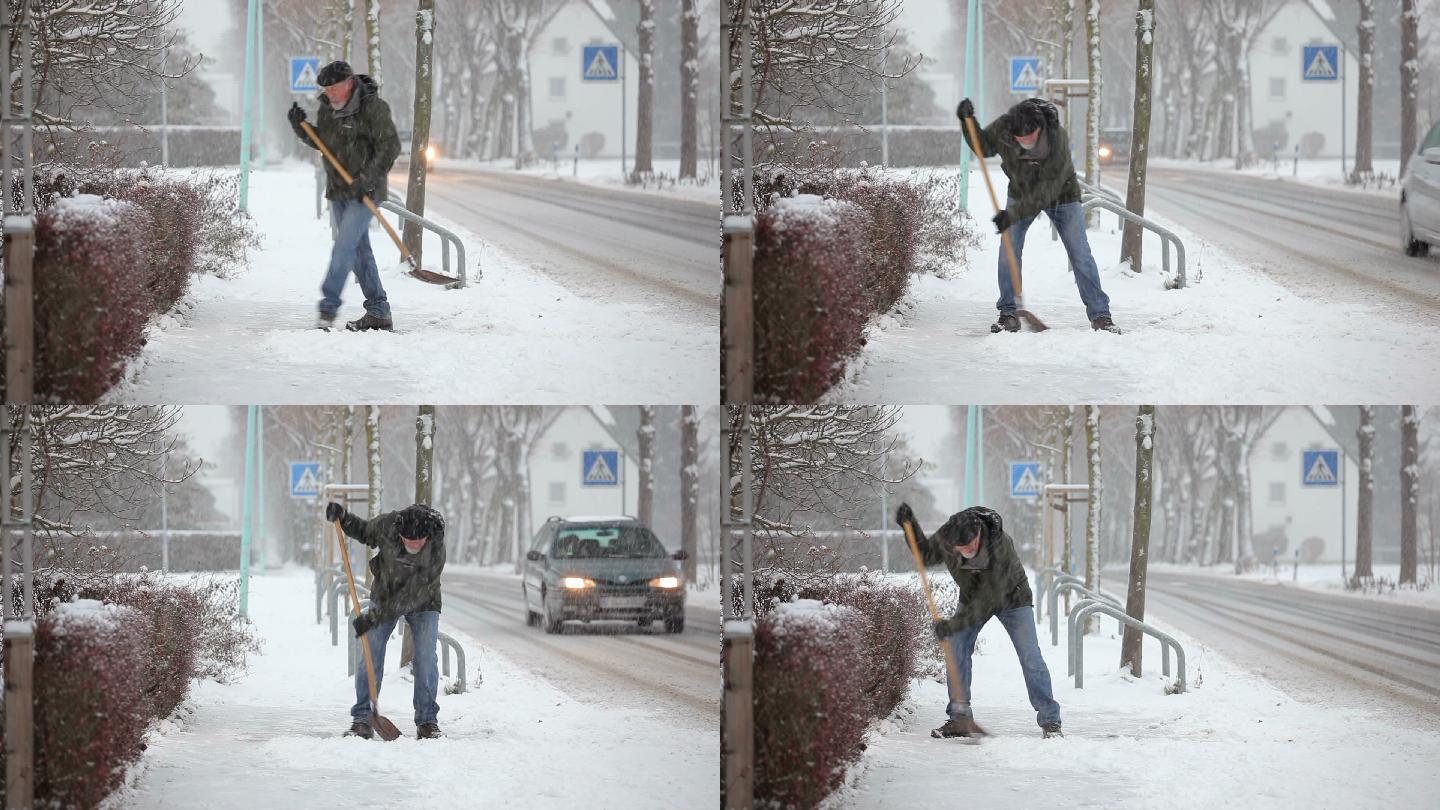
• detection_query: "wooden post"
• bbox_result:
[722,621,753,810]
[723,216,754,403]
[4,218,35,402]
[5,620,35,810]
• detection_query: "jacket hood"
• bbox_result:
[1009,97,1061,130]
[315,73,380,107]
[935,506,1005,550]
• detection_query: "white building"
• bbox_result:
[1247,0,1359,159]
[527,406,638,533]
[1248,407,1358,564]
[528,0,640,160]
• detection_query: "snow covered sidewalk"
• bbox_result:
[827,166,1440,404]
[830,607,1440,808]
[108,163,712,404]
[114,568,714,808]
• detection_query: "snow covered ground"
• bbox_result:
[108,163,714,404]
[432,156,719,204]
[1145,561,1440,609]
[1150,156,1404,199]
[828,591,1440,808]
[826,164,1440,403]
[112,568,715,808]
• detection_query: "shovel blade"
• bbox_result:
[407,267,461,287]
[1017,309,1049,332]
[370,712,403,742]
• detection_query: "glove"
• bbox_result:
[325,501,346,522]
[933,619,955,640]
[352,609,379,638]
[288,102,307,128]
[992,210,1013,234]
[956,98,975,122]
[895,502,915,528]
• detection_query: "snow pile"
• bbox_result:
[49,193,136,228]
[48,597,136,635]
[769,597,857,636]
[768,193,857,231]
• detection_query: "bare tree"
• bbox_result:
[679,0,700,180]
[1120,0,1155,271]
[1355,0,1375,174]
[635,0,656,175]
[1083,404,1101,633]
[402,0,436,264]
[1400,0,1421,174]
[1355,405,1375,579]
[1400,405,1420,585]
[638,406,656,527]
[1083,0,1102,226]
[1120,405,1155,676]
[680,405,699,582]
[415,405,435,505]
[364,0,384,83]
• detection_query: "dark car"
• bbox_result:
[1098,127,1131,165]
[522,516,688,634]
[1400,117,1440,257]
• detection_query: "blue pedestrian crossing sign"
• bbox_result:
[1010,461,1043,499]
[290,56,321,93]
[1010,56,1041,93]
[1301,45,1339,82]
[1301,450,1340,487]
[582,449,620,487]
[582,45,620,82]
[289,461,321,499]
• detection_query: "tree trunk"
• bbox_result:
[681,405,699,582]
[1234,422,1254,573]
[415,405,434,505]
[1061,405,1074,584]
[1355,0,1375,174]
[365,405,383,588]
[1400,0,1420,175]
[333,0,356,62]
[1120,1,1155,271]
[516,35,535,165]
[342,405,355,484]
[1121,405,1155,677]
[1084,405,1102,633]
[403,0,435,264]
[1059,0,1075,137]
[638,406,656,528]
[1355,405,1375,579]
[679,0,699,180]
[1400,405,1419,585]
[364,0,383,85]
[1084,0,1103,227]
[634,0,656,176]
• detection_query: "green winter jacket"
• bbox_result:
[290,74,401,202]
[913,506,1034,635]
[967,98,1083,222]
[339,508,446,621]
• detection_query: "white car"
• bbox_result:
[1399,118,1440,257]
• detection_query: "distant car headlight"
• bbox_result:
[1098,145,1113,159]
[650,576,681,589]
[425,144,438,166]
[562,576,595,590]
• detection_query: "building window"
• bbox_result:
[552,37,569,56]
[550,77,566,99]
[1269,482,1285,504]
[1271,36,1287,56]
[1269,77,1285,100]
[1271,441,1288,460]
[549,482,566,504]
[552,441,569,461]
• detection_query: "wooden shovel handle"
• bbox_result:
[963,116,1025,299]
[900,518,969,707]
[334,519,382,710]
[299,119,414,267]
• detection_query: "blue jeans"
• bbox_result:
[997,199,1111,321]
[352,605,440,725]
[321,197,391,318]
[943,605,1062,728]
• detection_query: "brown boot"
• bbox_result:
[931,715,986,738]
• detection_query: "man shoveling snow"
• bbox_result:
[287,59,400,332]
[896,502,1064,740]
[329,500,447,740]
[957,96,1121,334]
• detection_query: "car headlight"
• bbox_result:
[425,144,438,165]
[562,576,595,590]
[650,576,681,589]
[1098,145,1112,158]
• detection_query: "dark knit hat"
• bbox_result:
[317,60,354,87]
[398,504,443,540]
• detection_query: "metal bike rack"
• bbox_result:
[1047,574,1123,645]
[1080,196,1188,289]
[384,191,474,288]
[438,630,472,692]
[1034,565,1065,623]
[332,579,370,647]
[315,566,339,624]
[1070,598,1187,693]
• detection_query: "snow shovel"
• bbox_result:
[333,519,403,742]
[898,515,988,739]
[962,116,1049,333]
[298,118,459,287]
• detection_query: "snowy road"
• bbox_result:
[1141,568,1440,724]
[1144,166,1440,320]
[401,166,719,320]
[442,569,719,731]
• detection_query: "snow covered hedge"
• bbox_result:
[803,577,928,720]
[753,195,875,402]
[754,599,874,810]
